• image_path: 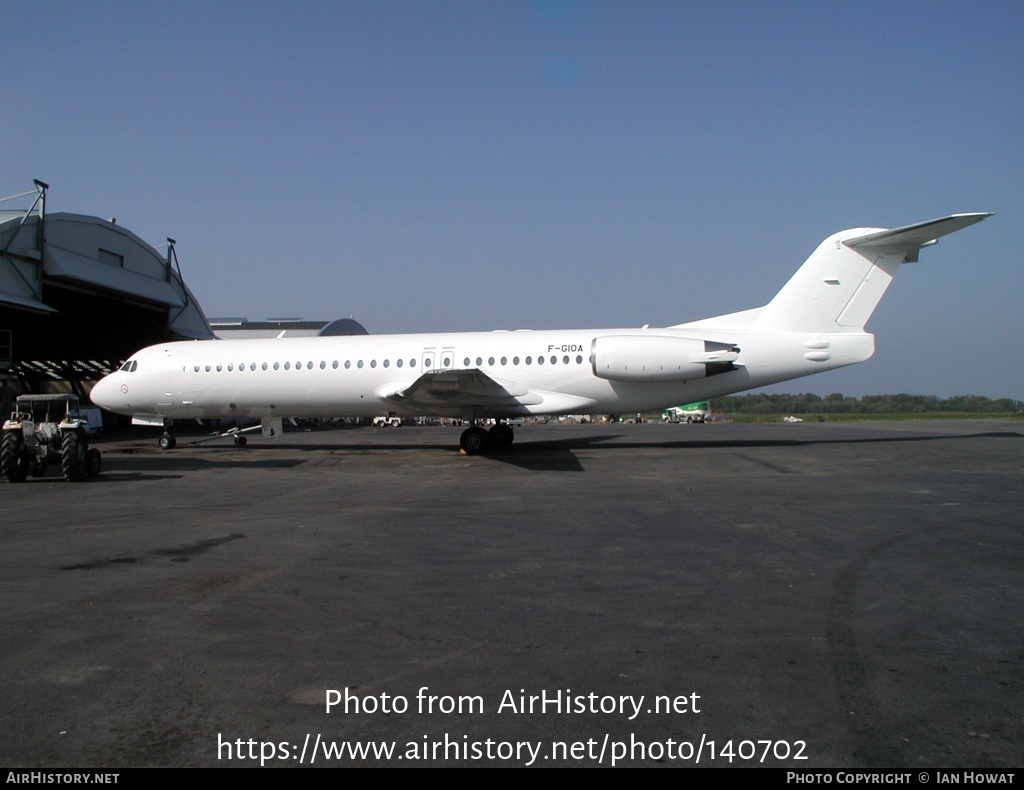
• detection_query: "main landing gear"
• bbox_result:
[459,421,515,455]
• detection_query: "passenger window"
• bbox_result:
[333,361,339,369]
[551,356,557,364]
[370,360,377,368]
[216,364,223,372]
[513,356,520,365]
[284,362,290,370]
[320,361,326,369]
[525,357,532,365]
[537,356,544,365]
[488,357,495,366]
[410,359,417,367]
[576,355,583,364]
[501,357,507,365]
[563,355,570,365]
[193,365,200,373]
[357,360,364,369]
[397,359,403,368]
[464,357,471,366]
[345,360,351,369]
[475,357,482,366]
[227,364,233,371]
[383,359,390,368]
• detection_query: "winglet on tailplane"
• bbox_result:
[750,213,993,333]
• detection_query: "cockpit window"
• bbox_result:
[118,360,138,373]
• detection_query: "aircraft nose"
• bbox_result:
[90,374,127,413]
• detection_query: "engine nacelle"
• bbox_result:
[591,335,739,383]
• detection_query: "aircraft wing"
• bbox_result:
[382,369,543,411]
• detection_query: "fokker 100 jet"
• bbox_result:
[90,213,991,454]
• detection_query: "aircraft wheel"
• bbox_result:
[86,448,102,478]
[1,432,28,483]
[61,432,87,482]
[487,423,514,449]
[460,426,489,455]
[233,435,247,446]
[159,434,176,450]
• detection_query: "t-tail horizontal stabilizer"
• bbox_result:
[842,213,993,262]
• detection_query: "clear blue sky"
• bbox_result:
[5,1,1021,398]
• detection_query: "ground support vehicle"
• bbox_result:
[1,394,101,482]
[662,401,710,424]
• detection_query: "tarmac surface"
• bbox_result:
[1,419,1021,768]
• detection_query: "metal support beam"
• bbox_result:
[0,180,49,305]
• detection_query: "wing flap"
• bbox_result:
[385,369,543,410]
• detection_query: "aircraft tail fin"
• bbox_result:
[752,213,991,333]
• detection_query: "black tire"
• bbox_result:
[459,426,490,455]
[86,448,102,478]
[1,432,28,483]
[61,432,87,482]
[487,423,515,449]
[233,435,247,446]
[159,434,176,450]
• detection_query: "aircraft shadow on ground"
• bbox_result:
[92,429,1021,478]
[555,429,1022,452]
[474,428,1022,471]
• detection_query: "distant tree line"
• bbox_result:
[712,393,1023,415]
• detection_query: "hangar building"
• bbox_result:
[209,317,368,340]
[0,181,214,415]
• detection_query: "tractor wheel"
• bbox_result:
[86,448,102,478]
[61,432,87,482]
[1,432,28,483]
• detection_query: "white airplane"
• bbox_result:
[90,213,991,454]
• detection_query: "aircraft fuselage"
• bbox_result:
[92,325,872,422]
